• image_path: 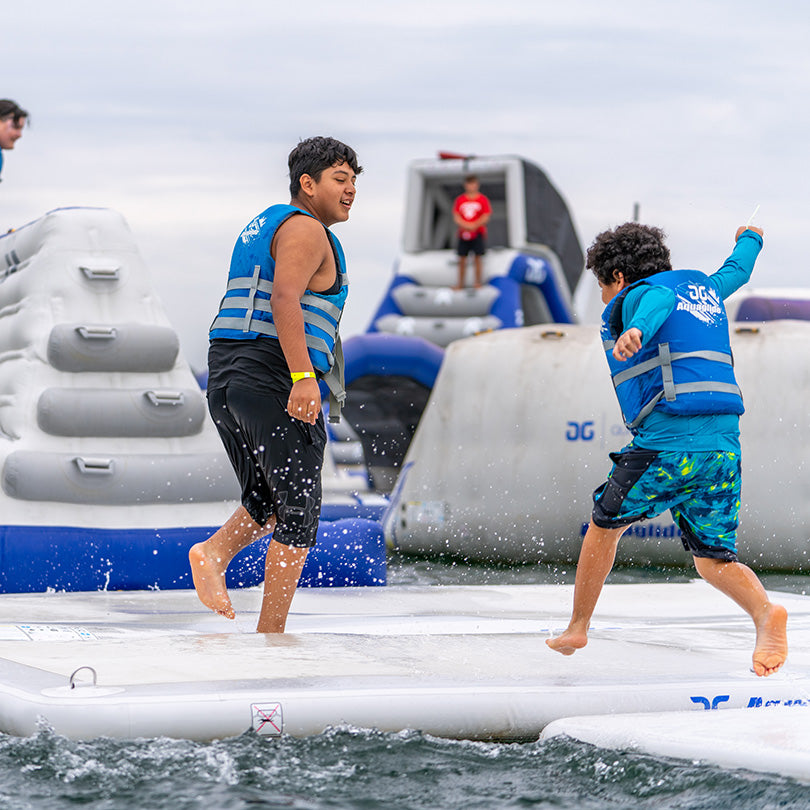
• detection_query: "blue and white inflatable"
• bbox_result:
[0,207,385,593]
[367,154,582,346]
[333,154,586,493]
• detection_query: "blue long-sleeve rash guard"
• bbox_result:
[616,229,763,452]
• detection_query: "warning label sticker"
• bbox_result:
[251,703,283,736]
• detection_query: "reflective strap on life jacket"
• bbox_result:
[628,380,743,430]
[612,346,735,389]
[617,342,742,430]
[208,316,335,364]
[219,277,345,326]
[242,265,262,332]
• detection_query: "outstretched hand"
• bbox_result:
[613,327,643,362]
[736,225,764,240]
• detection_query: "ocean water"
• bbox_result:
[1,557,809,810]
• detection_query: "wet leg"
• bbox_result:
[189,506,274,619]
[256,540,310,633]
[693,556,787,676]
[547,521,626,655]
[454,256,467,290]
[473,254,483,288]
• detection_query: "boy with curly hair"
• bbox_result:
[547,222,788,677]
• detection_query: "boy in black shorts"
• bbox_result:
[189,136,362,632]
[453,175,491,289]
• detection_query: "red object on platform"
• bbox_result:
[438,151,474,160]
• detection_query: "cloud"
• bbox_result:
[3,0,810,369]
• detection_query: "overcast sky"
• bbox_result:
[4,0,809,369]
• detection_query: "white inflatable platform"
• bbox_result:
[0,580,807,776]
[542,706,810,782]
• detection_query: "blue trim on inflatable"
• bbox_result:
[342,332,444,389]
[320,501,386,522]
[736,297,810,322]
[322,331,443,406]
[486,276,523,328]
[507,254,574,323]
[0,518,386,593]
[366,273,418,331]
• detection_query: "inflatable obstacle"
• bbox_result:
[0,208,385,592]
[383,321,810,570]
[332,154,586,492]
[367,154,583,348]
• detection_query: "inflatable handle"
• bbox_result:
[76,325,118,341]
[79,266,120,281]
[73,456,115,476]
[69,666,98,689]
[145,390,185,407]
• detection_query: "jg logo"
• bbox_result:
[523,257,547,284]
[685,283,720,306]
[566,421,594,441]
[690,695,729,710]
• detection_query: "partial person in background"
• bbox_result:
[190,136,362,633]
[452,174,491,289]
[546,222,788,677]
[0,100,28,182]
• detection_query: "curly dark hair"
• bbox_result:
[586,222,672,286]
[288,136,362,198]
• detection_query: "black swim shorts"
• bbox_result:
[207,385,325,547]
[457,233,486,256]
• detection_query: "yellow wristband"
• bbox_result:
[290,371,316,383]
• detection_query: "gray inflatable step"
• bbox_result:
[37,388,206,437]
[374,314,503,348]
[47,323,179,373]
[2,450,239,505]
[391,284,498,317]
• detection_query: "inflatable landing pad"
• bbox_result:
[0,582,807,752]
[541,706,810,782]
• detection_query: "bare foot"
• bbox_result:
[546,628,588,656]
[752,603,788,677]
[189,542,235,620]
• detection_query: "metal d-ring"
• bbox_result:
[69,666,98,689]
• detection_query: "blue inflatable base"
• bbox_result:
[0,518,386,594]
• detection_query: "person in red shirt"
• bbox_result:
[452,175,492,289]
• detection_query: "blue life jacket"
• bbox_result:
[209,204,349,420]
[601,269,744,432]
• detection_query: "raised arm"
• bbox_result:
[709,226,764,300]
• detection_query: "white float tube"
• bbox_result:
[385,321,810,570]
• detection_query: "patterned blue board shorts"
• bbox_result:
[592,447,741,560]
